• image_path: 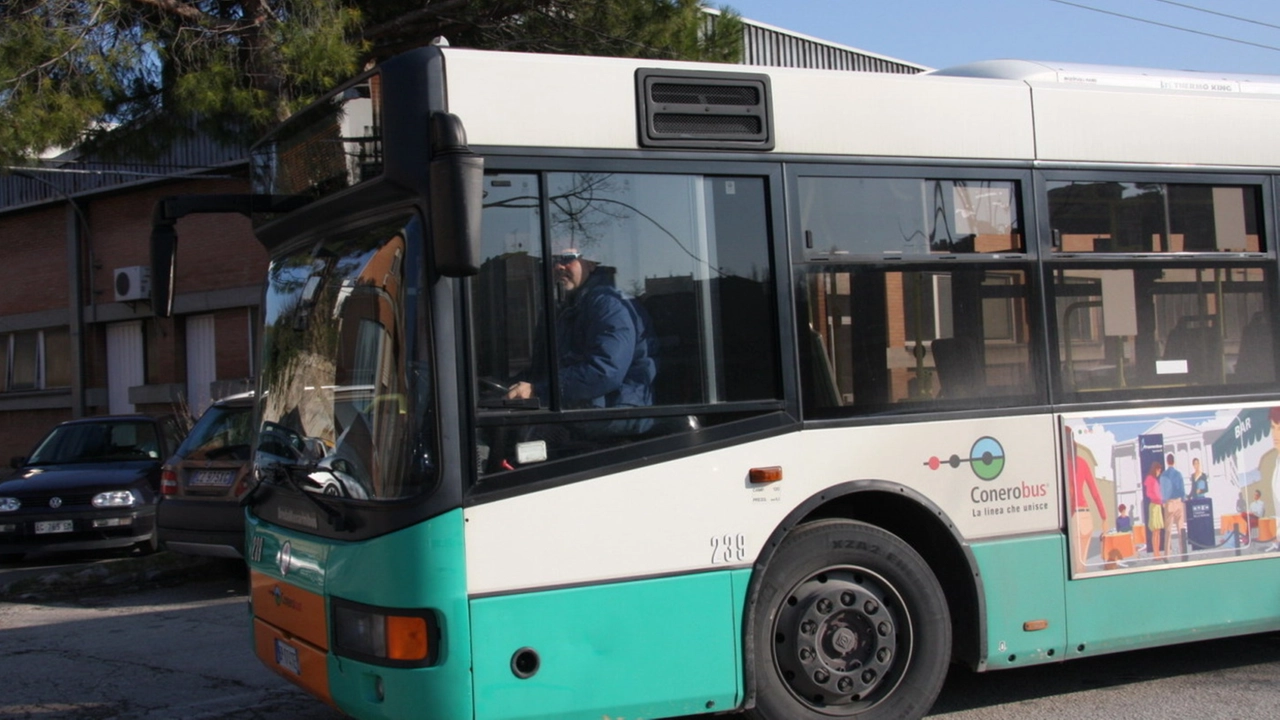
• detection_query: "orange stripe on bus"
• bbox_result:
[250,570,329,651]
[253,618,333,706]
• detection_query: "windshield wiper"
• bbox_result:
[252,461,354,532]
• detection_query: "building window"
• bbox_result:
[10,331,37,391]
[1,328,72,392]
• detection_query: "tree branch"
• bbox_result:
[2,5,104,88]
[124,0,255,33]
[123,0,207,23]
[360,0,475,42]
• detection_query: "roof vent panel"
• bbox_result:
[637,69,774,150]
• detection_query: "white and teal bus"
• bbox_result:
[153,48,1280,720]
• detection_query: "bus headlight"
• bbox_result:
[332,598,439,667]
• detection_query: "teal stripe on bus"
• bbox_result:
[324,509,473,720]
[970,534,1070,668]
[470,568,751,720]
[246,514,330,593]
[973,533,1280,668]
[1064,552,1280,657]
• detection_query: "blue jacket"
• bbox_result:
[1160,466,1186,502]
[535,269,657,412]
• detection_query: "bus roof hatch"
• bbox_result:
[635,68,774,151]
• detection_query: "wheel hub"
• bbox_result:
[775,570,900,708]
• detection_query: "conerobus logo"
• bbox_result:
[270,584,304,611]
[923,436,1006,481]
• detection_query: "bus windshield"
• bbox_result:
[256,214,431,501]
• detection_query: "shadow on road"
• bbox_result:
[928,631,1280,715]
[0,549,244,603]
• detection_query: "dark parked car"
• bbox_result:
[0,414,186,563]
[157,394,255,558]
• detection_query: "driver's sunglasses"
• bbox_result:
[552,252,582,266]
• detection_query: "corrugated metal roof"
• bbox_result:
[709,9,929,75]
[0,130,248,214]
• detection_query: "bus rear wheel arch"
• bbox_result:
[746,519,951,720]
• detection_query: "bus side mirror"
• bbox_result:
[429,112,483,277]
[149,194,258,319]
[150,222,177,318]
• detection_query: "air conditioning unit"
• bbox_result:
[113,266,151,302]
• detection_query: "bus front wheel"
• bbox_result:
[747,519,951,720]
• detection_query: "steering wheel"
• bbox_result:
[478,376,510,394]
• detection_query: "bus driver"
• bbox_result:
[507,248,657,438]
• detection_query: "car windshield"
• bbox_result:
[175,404,254,462]
[28,421,160,465]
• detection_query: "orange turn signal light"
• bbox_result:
[332,599,439,667]
[386,615,430,661]
[749,466,783,483]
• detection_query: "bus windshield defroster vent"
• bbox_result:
[636,69,774,150]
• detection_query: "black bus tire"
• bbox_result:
[746,519,951,720]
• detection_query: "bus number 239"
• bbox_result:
[710,533,748,564]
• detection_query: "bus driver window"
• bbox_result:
[471,172,779,475]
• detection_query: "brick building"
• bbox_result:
[0,147,263,463]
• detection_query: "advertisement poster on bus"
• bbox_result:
[1063,404,1280,577]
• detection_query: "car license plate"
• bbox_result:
[35,520,74,534]
[190,470,235,487]
[274,639,301,675]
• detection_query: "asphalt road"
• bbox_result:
[0,553,345,720]
[4,552,1280,719]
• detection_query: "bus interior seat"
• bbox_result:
[931,336,986,398]
[1232,311,1274,383]
[1163,316,1222,384]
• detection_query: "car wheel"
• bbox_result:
[746,519,951,720]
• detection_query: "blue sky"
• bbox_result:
[717,0,1280,76]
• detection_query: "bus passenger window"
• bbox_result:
[799,267,1037,414]
[1053,266,1274,393]
[472,172,779,476]
[1048,181,1263,254]
[1047,180,1275,398]
[795,176,1040,416]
